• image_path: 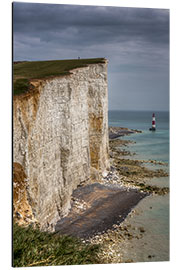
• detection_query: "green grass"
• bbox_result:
[13,222,101,267]
[13,58,106,95]
[13,78,31,95]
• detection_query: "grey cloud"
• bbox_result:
[13,3,169,46]
[13,2,169,111]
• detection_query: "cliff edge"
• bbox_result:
[13,58,109,230]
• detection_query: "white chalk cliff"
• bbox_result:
[13,61,109,230]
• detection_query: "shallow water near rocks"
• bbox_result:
[119,194,169,262]
[108,110,169,262]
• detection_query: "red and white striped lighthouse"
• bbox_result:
[149,113,156,131]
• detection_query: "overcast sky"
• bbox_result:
[13,2,169,111]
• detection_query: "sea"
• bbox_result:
[108,110,169,262]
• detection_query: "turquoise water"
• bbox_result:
[109,110,169,186]
[119,194,169,262]
[108,110,169,130]
[108,110,169,262]
[108,110,169,162]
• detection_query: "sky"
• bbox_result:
[13,2,169,111]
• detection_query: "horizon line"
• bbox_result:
[108,109,169,112]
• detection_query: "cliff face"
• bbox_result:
[13,62,109,230]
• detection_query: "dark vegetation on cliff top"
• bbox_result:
[13,222,100,267]
[13,58,106,95]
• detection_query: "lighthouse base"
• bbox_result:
[149,127,156,131]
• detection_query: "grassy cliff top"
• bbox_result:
[13,58,106,95]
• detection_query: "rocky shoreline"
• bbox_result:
[86,127,169,263]
[54,126,169,263]
[107,127,169,195]
[109,126,142,139]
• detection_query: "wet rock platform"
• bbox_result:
[55,183,147,239]
[109,126,142,139]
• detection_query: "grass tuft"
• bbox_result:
[13,78,31,95]
[13,222,100,267]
